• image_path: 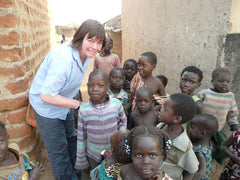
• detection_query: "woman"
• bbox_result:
[29,19,105,180]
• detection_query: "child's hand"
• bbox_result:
[29,162,44,180]
[233,156,240,165]
[150,171,162,180]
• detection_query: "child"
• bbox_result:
[180,65,203,113]
[129,52,166,112]
[157,93,199,180]
[0,121,44,180]
[120,126,171,180]
[156,75,168,88]
[198,67,239,164]
[107,67,128,107]
[90,129,132,180]
[75,69,127,179]
[128,87,158,129]
[188,113,219,179]
[123,59,138,92]
[220,129,240,179]
[94,36,121,74]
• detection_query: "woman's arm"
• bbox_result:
[40,93,80,109]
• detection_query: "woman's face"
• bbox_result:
[80,34,103,59]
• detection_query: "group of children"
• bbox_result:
[73,38,240,180]
[1,34,239,180]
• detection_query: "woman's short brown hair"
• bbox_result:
[71,19,105,49]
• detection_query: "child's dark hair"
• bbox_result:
[212,67,231,80]
[136,87,154,99]
[127,126,169,160]
[112,131,132,164]
[180,66,203,83]
[194,113,219,135]
[88,69,108,82]
[0,121,7,133]
[109,67,124,79]
[141,52,157,65]
[124,59,137,69]
[156,75,168,87]
[170,93,196,123]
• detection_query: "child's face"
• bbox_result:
[103,37,113,52]
[124,62,137,80]
[212,72,231,93]
[87,74,109,104]
[136,91,153,113]
[131,136,162,179]
[180,71,200,95]
[158,98,177,124]
[188,116,203,141]
[138,56,155,78]
[0,130,8,162]
[109,70,124,90]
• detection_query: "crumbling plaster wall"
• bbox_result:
[122,0,232,94]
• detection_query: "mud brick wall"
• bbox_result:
[0,0,54,160]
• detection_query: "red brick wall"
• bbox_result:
[0,0,53,160]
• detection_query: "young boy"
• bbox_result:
[129,52,166,111]
[123,59,138,92]
[128,87,158,129]
[156,75,168,88]
[0,121,44,180]
[157,93,199,180]
[188,113,219,179]
[107,67,128,107]
[75,69,127,180]
[198,67,239,164]
[94,36,121,74]
[180,65,203,113]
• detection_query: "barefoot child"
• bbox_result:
[188,113,218,179]
[120,126,171,180]
[123,59,138,92]
[129,52,166,112]
[180,65,203,113]
[75,70,127,179]
[157,93,199,180]
[198,67,239,164]
[220,129,240,179]
[0,121,44,180]
[94,36,121,74]
[90,129,132,179]
[107,67,129,107]
[128,87,158,129]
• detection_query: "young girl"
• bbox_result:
[107,67,129,107]
[123,59,138,92]
[220,130,240,179]
[120,126,171,180]
[157,93,199,180]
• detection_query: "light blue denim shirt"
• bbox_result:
[29,42,90,120]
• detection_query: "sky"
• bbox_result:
[49,0,122,26]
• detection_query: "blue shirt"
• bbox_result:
[29,42,90,120]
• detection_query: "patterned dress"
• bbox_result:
[220,130,240,179]
[193,145,212,180]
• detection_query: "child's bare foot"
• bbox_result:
[29,162,44,180]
